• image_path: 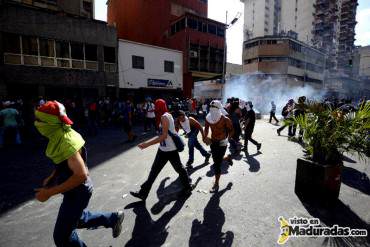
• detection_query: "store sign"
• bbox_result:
[148,79,173,88]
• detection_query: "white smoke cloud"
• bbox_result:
[223,73,326,114]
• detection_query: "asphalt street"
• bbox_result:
[0,120,369,247]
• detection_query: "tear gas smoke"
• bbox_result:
[222,73,326,114]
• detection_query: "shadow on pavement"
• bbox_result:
[124,196,189,247]
[0,127,154,216]
[151,172,202,215]
[189,182,234,247]
[341,166,370,196]
[206,161,232,177]
[301,199,370,247]
[243,151,261,172]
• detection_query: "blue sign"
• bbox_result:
[148,79,173,88]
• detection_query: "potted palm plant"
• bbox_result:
[285,101,370,203]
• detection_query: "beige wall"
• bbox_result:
[359,46,370,77]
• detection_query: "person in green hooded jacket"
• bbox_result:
[34,101,124,247]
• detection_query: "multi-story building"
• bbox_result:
[107,0,226,97]
[241,0,281,40]
[242,36,326,88]
[0,0,117,99]
[242,0,358,74]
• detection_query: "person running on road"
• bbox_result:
[175,110,211,168]
[269,101,279,124]
[203,100,234,193]
[277,99,295,136]
[243,101,262,154]
[34,101,124,247]
[131,99,193,201]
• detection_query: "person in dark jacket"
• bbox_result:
[243,101,261,154]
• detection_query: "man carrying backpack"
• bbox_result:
[277,99,295,136]
[175,110,211,168]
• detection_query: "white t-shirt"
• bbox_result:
[144,102,155,118]
[159,112,177,152]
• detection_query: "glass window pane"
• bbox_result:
[22,36,38,55]
[132,55,144,69]
[56,41,70,58]
[3,33,20,53]
[39,39,55,57]
[71,42,84,60]
[85,44,97,61]
[104,46,116,63]
[164,60,174,73]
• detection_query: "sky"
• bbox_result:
[95,0,370,65]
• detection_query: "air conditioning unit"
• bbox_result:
[189,51,198,58]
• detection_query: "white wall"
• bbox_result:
[280,0,314,44]
[243,0,271,40]
[118,40,183,90]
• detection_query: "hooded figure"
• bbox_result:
[155,99,168,128]
[206,100,228,124]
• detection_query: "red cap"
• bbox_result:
[37,101,74,125]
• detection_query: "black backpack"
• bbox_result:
[282,106,288,117]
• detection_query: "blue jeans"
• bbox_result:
[53,190,117,247]
[188,130,208,163]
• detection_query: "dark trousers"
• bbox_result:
[269,111,279,123]
[277,124,295,136]
[210,143,227,175]
[244,130,259,149]
[53,190,117,247]
[140,149,191,197]
[188,130,208,163]
[144,117,156,131]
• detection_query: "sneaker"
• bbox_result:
[204,153,211,163]
[257,143,262,151]
[277,129,281,136]
[112,211,125,238]
[210,183,219,193]
[130,191,147,201]
[224,155,233,166]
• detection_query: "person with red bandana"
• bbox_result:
[130,99,193,201]
[33,101,125,247]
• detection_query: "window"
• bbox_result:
[187,18,198,30]
[71,42,84,60]
[104,46,116,63]
[217,26,225,37]
[85,44,97,61]
[39,38,55,57]
[164,60,174,73]
[56,41,70,58]
[3,33,20,53]
[22,36,38,55]
[83,1,92,13]
[208,24,216,35]
[175,18,185,32]
[132,55,144,69]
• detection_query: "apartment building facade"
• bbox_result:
[0,0,118,99]
[242,36,326,88]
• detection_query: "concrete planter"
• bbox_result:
[295,158,343,203]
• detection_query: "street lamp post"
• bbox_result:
[221,11,241,99]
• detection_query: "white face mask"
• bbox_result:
[246,104,251,111]
[206,107,222,124]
